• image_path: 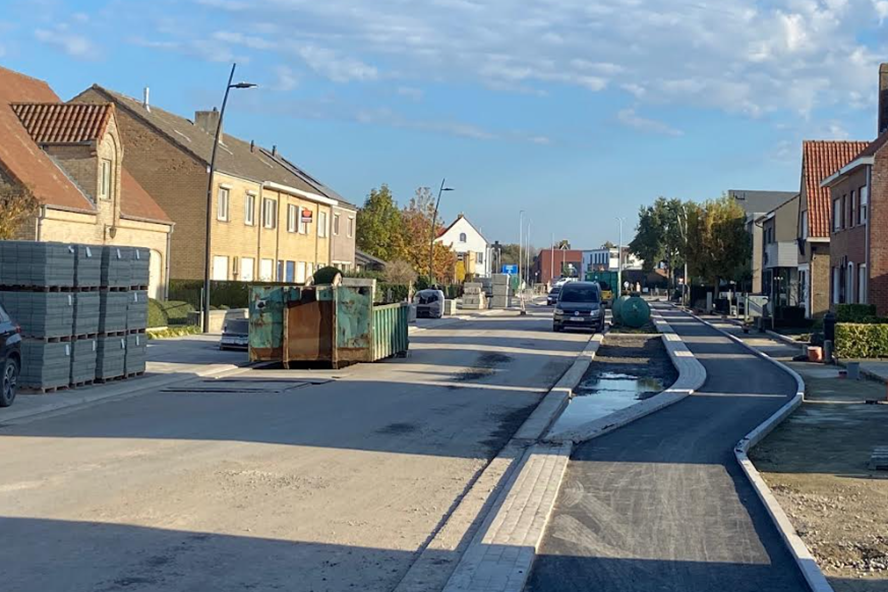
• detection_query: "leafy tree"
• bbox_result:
[601,240,615,249]
[629,197,688,286]
[399,186,456,283]
[356,184,402,261]
[686,195,750,290]
[499,243,521,266]
[0,181,38,240]
[554,239,571,249]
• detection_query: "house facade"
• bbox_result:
[71,85,352,284]
[0,66,172,299]
[728,189,797,294]
[820,64,888,314]
[796,140,870,318]
[757,194,800,311]
[582,247,643,276]
[534,248,584,282]
[435,214,491,278]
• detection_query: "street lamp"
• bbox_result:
[203,63,257,333]
[616,216,625,296]
[428,178,454,285]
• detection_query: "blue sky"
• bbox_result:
[1,0,886,248]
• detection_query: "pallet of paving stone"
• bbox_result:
[99,290,129,334]
[73,291,100,336]
[130,247,150,289]
[70,338,97,387]
[0,291,74,339]
[0,241,76,288]
[125,332,147,376]
[73,244,101,288]
[96,335,127,381]
[19,340,73,392]
[100,246,133,289]
[126,290,148,331]
[492,274,510,285]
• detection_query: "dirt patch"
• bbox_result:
[452,352,513,383]
[750,368,888,592]
[582,333,677,387]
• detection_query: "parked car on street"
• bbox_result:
[414,289,445,319]
[553,281,604,333]
[0,302,22,407]
[546,286,562,306]
[219,318,249,351]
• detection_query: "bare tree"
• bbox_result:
[384,259,418,285]
[0,182,39,240]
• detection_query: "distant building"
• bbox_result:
[0,66,172,299]
[435,214,491,278]
[534,248,584,282]
[582,247,643,276]
[355,249,387,274]
[728,189,797,294]
[757,195,800,312]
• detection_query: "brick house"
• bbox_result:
[820,64,888,315]
[756,194,800,311]
[0,66,173,299]
[70,85,355,283]
[796,140,870,318]
[534,248,584,283]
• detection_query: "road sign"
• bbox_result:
[501,264,518,275]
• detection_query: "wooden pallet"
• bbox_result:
[99,286,130,292]
[21,384,70,394]
[125,371,145,379]
[95,375,125,384]
[99,331,127,338]
[70,380,95,388]
[0,285,74,292]
[73,333,99,340]
[22,335,73,343]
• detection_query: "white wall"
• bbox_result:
[436,216,491,277]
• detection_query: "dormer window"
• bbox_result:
[100,159,112,200]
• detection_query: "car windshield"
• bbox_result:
[560,286,600,303]
[225,319,249,334]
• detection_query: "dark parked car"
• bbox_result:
[220,318,250,351]
[553,281,604,333]
[0,302,22,407]
[546,286,561,306]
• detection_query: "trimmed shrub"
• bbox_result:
[147,298,168,328]
[168,279,250,310]
[836,304,878,323]
[160,300,195,326]
[835,323,888,358]
[147,325,202,340]
[376,283,410,304]
[313,266,342,285]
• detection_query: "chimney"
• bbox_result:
[880,63,888,136]
[250,140,254,152]
[194,107,222,138]
[142,87,150,112]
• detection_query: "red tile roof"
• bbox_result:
[802,140,870,238]
[0,66,170,225]
[11,102,113,145]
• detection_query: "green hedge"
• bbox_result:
[148,298,168,328]
[836,304,877,323]
[376,283,410,304]
[835,323,888,358]
[159,300,195,326]
[168,280,250,310]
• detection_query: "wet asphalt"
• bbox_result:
[528,306,809,592]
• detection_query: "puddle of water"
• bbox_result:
[550,371,666,434]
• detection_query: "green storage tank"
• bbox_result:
[612,295,631,324]
[621,296,651,329]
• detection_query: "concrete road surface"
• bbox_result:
[528,306,809,592]
[0,310,589,592]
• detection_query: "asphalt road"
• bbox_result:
[528,306,810,592]
[0,309,588,592]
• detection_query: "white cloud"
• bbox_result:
[296,45,378,83]
[34,26,99,60]
[396,86,424,100]
[272,65,298,91]
[876,0,888,22]
[617,108,683,137]
[213,31,274,50]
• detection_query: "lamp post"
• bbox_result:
[202,63,256,333]
[518,210,525,285]
[616,216,625,296]
[427,178,454,285]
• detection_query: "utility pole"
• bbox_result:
[550,233,554,285]
[518,210,525,285]
[616,216,625,296]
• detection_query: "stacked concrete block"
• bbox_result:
[0,241,75,288]
[73,292,100,336]
[130,247,150,288]
[490,274,511,308]
[125,333,147,376]
[0,292,74,339]
[461,282,487,310]
[100,246,133,288]
[99,291,129,334]
[73,244,101,288]
[127,290,149,331]
[70,339,97,386]
[20,341,72,392]
[96,336,127,381]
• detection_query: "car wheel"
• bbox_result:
[1,356,19,407]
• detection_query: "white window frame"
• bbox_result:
[212,255,229,280]
[244,192,256,226]
[100,158,112,200]
[833,199,841,232]
[318,211,328,238]
[263,198,276,229]
[287,204,297,233]
[259,258,274,281]
[299,208,310,235]
[240,257,255,281]
[347,216,354,238]
[333,213,341,236]
[860,186,868,224]
[847,262,855,304]
[217,187,230,221]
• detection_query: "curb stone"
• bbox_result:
[393,332,599,592]
[689,311,834,592]
[545,306,706,444]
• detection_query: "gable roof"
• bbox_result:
[0,66,95,211]
[11,102,113,145]
[0,66,170,224]
[436,214,488,243]
[728,190,796,217]
[802,140,870,237]
[77,85,344,205]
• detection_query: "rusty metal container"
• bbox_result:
[249,284,409,368]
